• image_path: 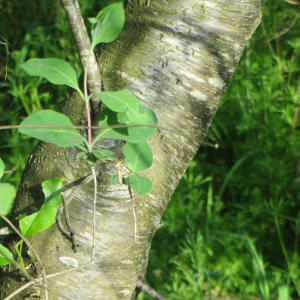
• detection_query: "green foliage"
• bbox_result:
[19,110,84,147]
[21,58,84,98]
[0,184,16,227]
[110,174,153,195]
[0,158,16,227]
[124,142,153,173]
[98,106,157,143]
[96,91,143,115]
[19,178,64,237]
[90,2,125,48]
[0,158,4,179]
[93,149,117,161]
[0,245,16,266]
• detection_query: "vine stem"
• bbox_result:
[91,165,97,261]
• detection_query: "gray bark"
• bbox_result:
[0,0,261,299]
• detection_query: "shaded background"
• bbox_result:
[0,0,300,299]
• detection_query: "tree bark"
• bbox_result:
[0,0,261,299]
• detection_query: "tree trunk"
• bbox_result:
[0,0,261,299]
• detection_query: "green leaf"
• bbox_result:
[19,178,64,237]
[98,106,157,143]
[93,149,117,161]
[91,2,125,47]
[95,91,148,124]
[87,153,98,165]
[89,18,103,47]
[109,174,153,195]
[0,158,4,179]
[95,91,140,113]
[76,152,86,159]
[0,183,16,227]
[125,175,153,195]
[0,245,16,266]
[19,110,83,147]
[124,142,153,173]
[21,58,81,93]
[76,142,88,152]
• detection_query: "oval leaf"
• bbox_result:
[0,158,4,179]
[124,142,153,173]
[98,107,157,143]
[91,2,125,46]
[19,178,64,237]
[95,91,148,124]
[19,110,83,147]
[93,149,117,161]
[109,175,153,195]
[95,91,140,113]
[0,183,16,227]
[21,58,81,93]
[125,175,153,195]
[0,245,16,266]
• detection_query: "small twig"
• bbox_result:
[0,214,43,269]
[265,12,299,43]
[0,247,70,300]
[91,166,97,261]
[56,174,94,252]
[0,35,10,81]
[202,141,219,149]
[4,214,137,300]
[3,281,34,300]
[283,0,299,4]
[136,280,167,300]
[261,18,288,71]
[0,124,194,142]
[0,213,49,299]
[128,187,137,243]
[41,250,53,273]
[61,194,79,252]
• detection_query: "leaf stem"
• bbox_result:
[91,165,97,261]
[14,240,25,270]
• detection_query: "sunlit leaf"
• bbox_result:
[91,2,124,47]
[109,174,152,195]
[0,245,16,266]
[95,91,140,113]
[21,58,81,93]
[19,178,64,237]
[19,110,83,147]
[0,183,16,227]
[95,91,148,124]
[0,158,4,179]
[125,175,152,195]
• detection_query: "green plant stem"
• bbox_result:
[274,207,289,268]
[85,100,92,152]
[84,49,94,152]
[14,240,25,270]
[91,165,97,261]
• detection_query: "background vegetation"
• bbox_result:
[1,0,299,299]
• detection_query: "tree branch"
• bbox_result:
[60,0,102,110]
[136,280,167,300]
